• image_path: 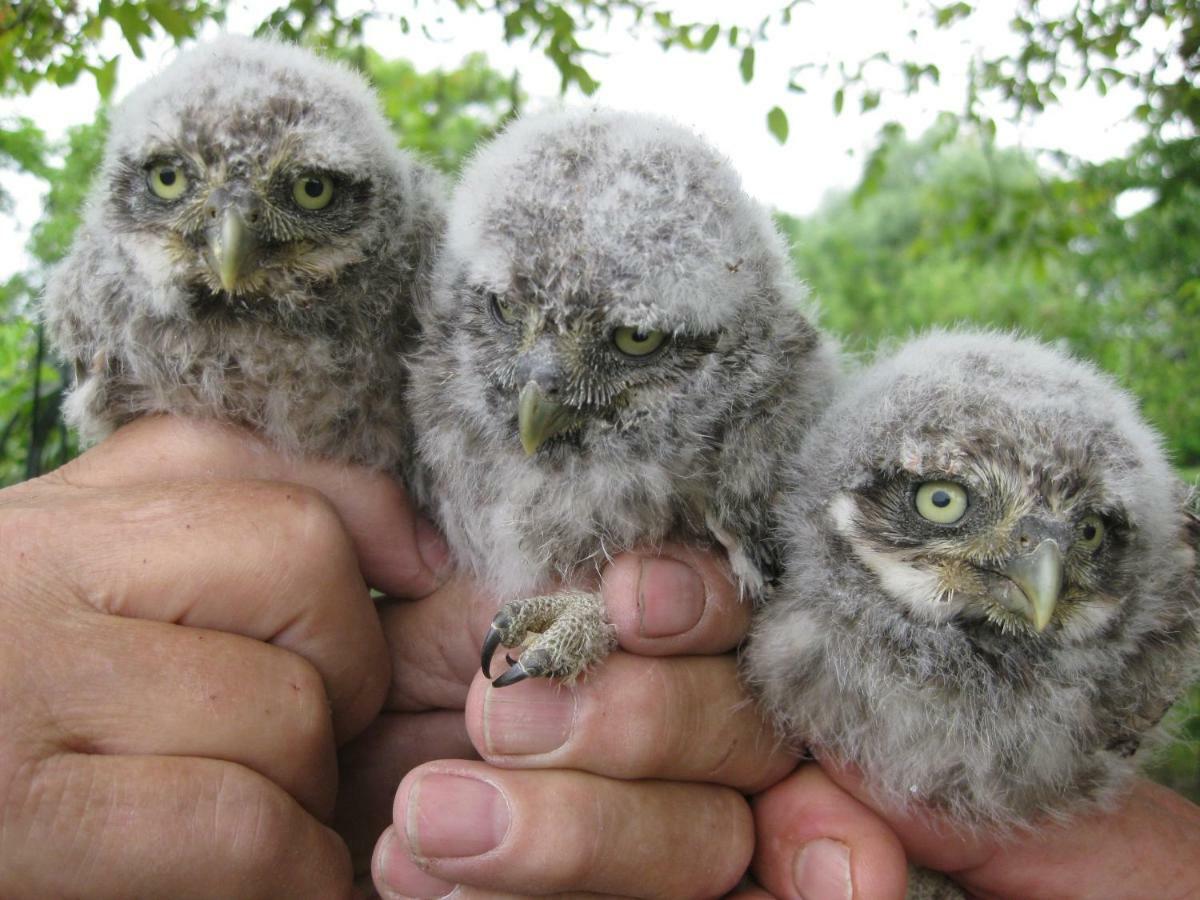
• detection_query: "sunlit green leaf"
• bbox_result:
[739,46,755,83]
[767,105,788,143]
[91,57,118,99]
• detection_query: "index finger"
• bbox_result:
[465,653,797,791]
[49,415,448,599]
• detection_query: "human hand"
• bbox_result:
[359,545,798,899]
[750,759,1200,899]
[0,415,445,899]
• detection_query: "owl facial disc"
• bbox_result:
[987,538,1065,632]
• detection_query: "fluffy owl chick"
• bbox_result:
[44,36,445,469]
[744,330,1200,832]
[408,108,840,686]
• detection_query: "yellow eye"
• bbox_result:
[914,481,969,524]
[1078,514,1105,550]
[489,294,520,326]
[613,326,667,357]
[292,174,334,210]
[147,163,188,200]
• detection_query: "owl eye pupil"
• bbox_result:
[931,490,951,508]
[159,169,177,186]
[1083,524,1097,540]
[303,178,323,198]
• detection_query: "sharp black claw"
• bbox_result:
[492,648,553,689]
[505,653,518,666]
[492,661,533,688]
[481,624,504,678]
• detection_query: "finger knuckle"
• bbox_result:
[617,662,688,773]
[342,634,390,730]
[209,765,349,896]
[255,482,357,581]
[540,784,602,884]
[212,767,300,873]
[663,787,753,897]
[274,653,335,750]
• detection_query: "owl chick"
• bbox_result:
[744,330,1200,833]
[44,36,445,469]
[407,108,840,686]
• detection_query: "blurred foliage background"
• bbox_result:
[1,0,1196,799]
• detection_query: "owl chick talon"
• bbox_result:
[492,665,532,688]
[480,592,617,687]
[491,648,554,688]
[481,622,507,678]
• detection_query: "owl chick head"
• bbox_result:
[97,35,408,314]
[807,330,1180,641]
[433,107,811,458]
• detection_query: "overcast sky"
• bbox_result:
[0,0,1158,279]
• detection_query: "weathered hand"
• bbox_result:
[750,759,1200,900]
[362,545,798,899]
[0,416,443,899]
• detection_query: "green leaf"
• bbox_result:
[833,87,845,114]
[934,2,974,27]
[572,64,599,96]
[739,46,755,83]
[728,25,739,47]
[0,118,50,176]
[767,106,789,143]
[146,0,192,40]
[698,23,719,51]
[111,6,147,58]
[861,89,881,112]
[503,11,526,40]
[90,56,118,98]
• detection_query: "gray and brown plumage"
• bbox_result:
[744,330,1200,838]
[43,36,445,469]
[406,108,840,686]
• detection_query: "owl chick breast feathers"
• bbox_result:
[745,329,1200,830]
[44,36,445,470]
[409,107,840,602]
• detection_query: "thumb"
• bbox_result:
[751,764,908,900]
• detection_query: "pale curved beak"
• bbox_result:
[517,381,577,456]
[995,539,1064,632]
[208,207,255,293]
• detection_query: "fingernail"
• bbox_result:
[793,838,852,900]
[638,557,705,637]
[374,826,455,899]
[483,677,576,756]
[415,516,451,576]
[407,774,510,859]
